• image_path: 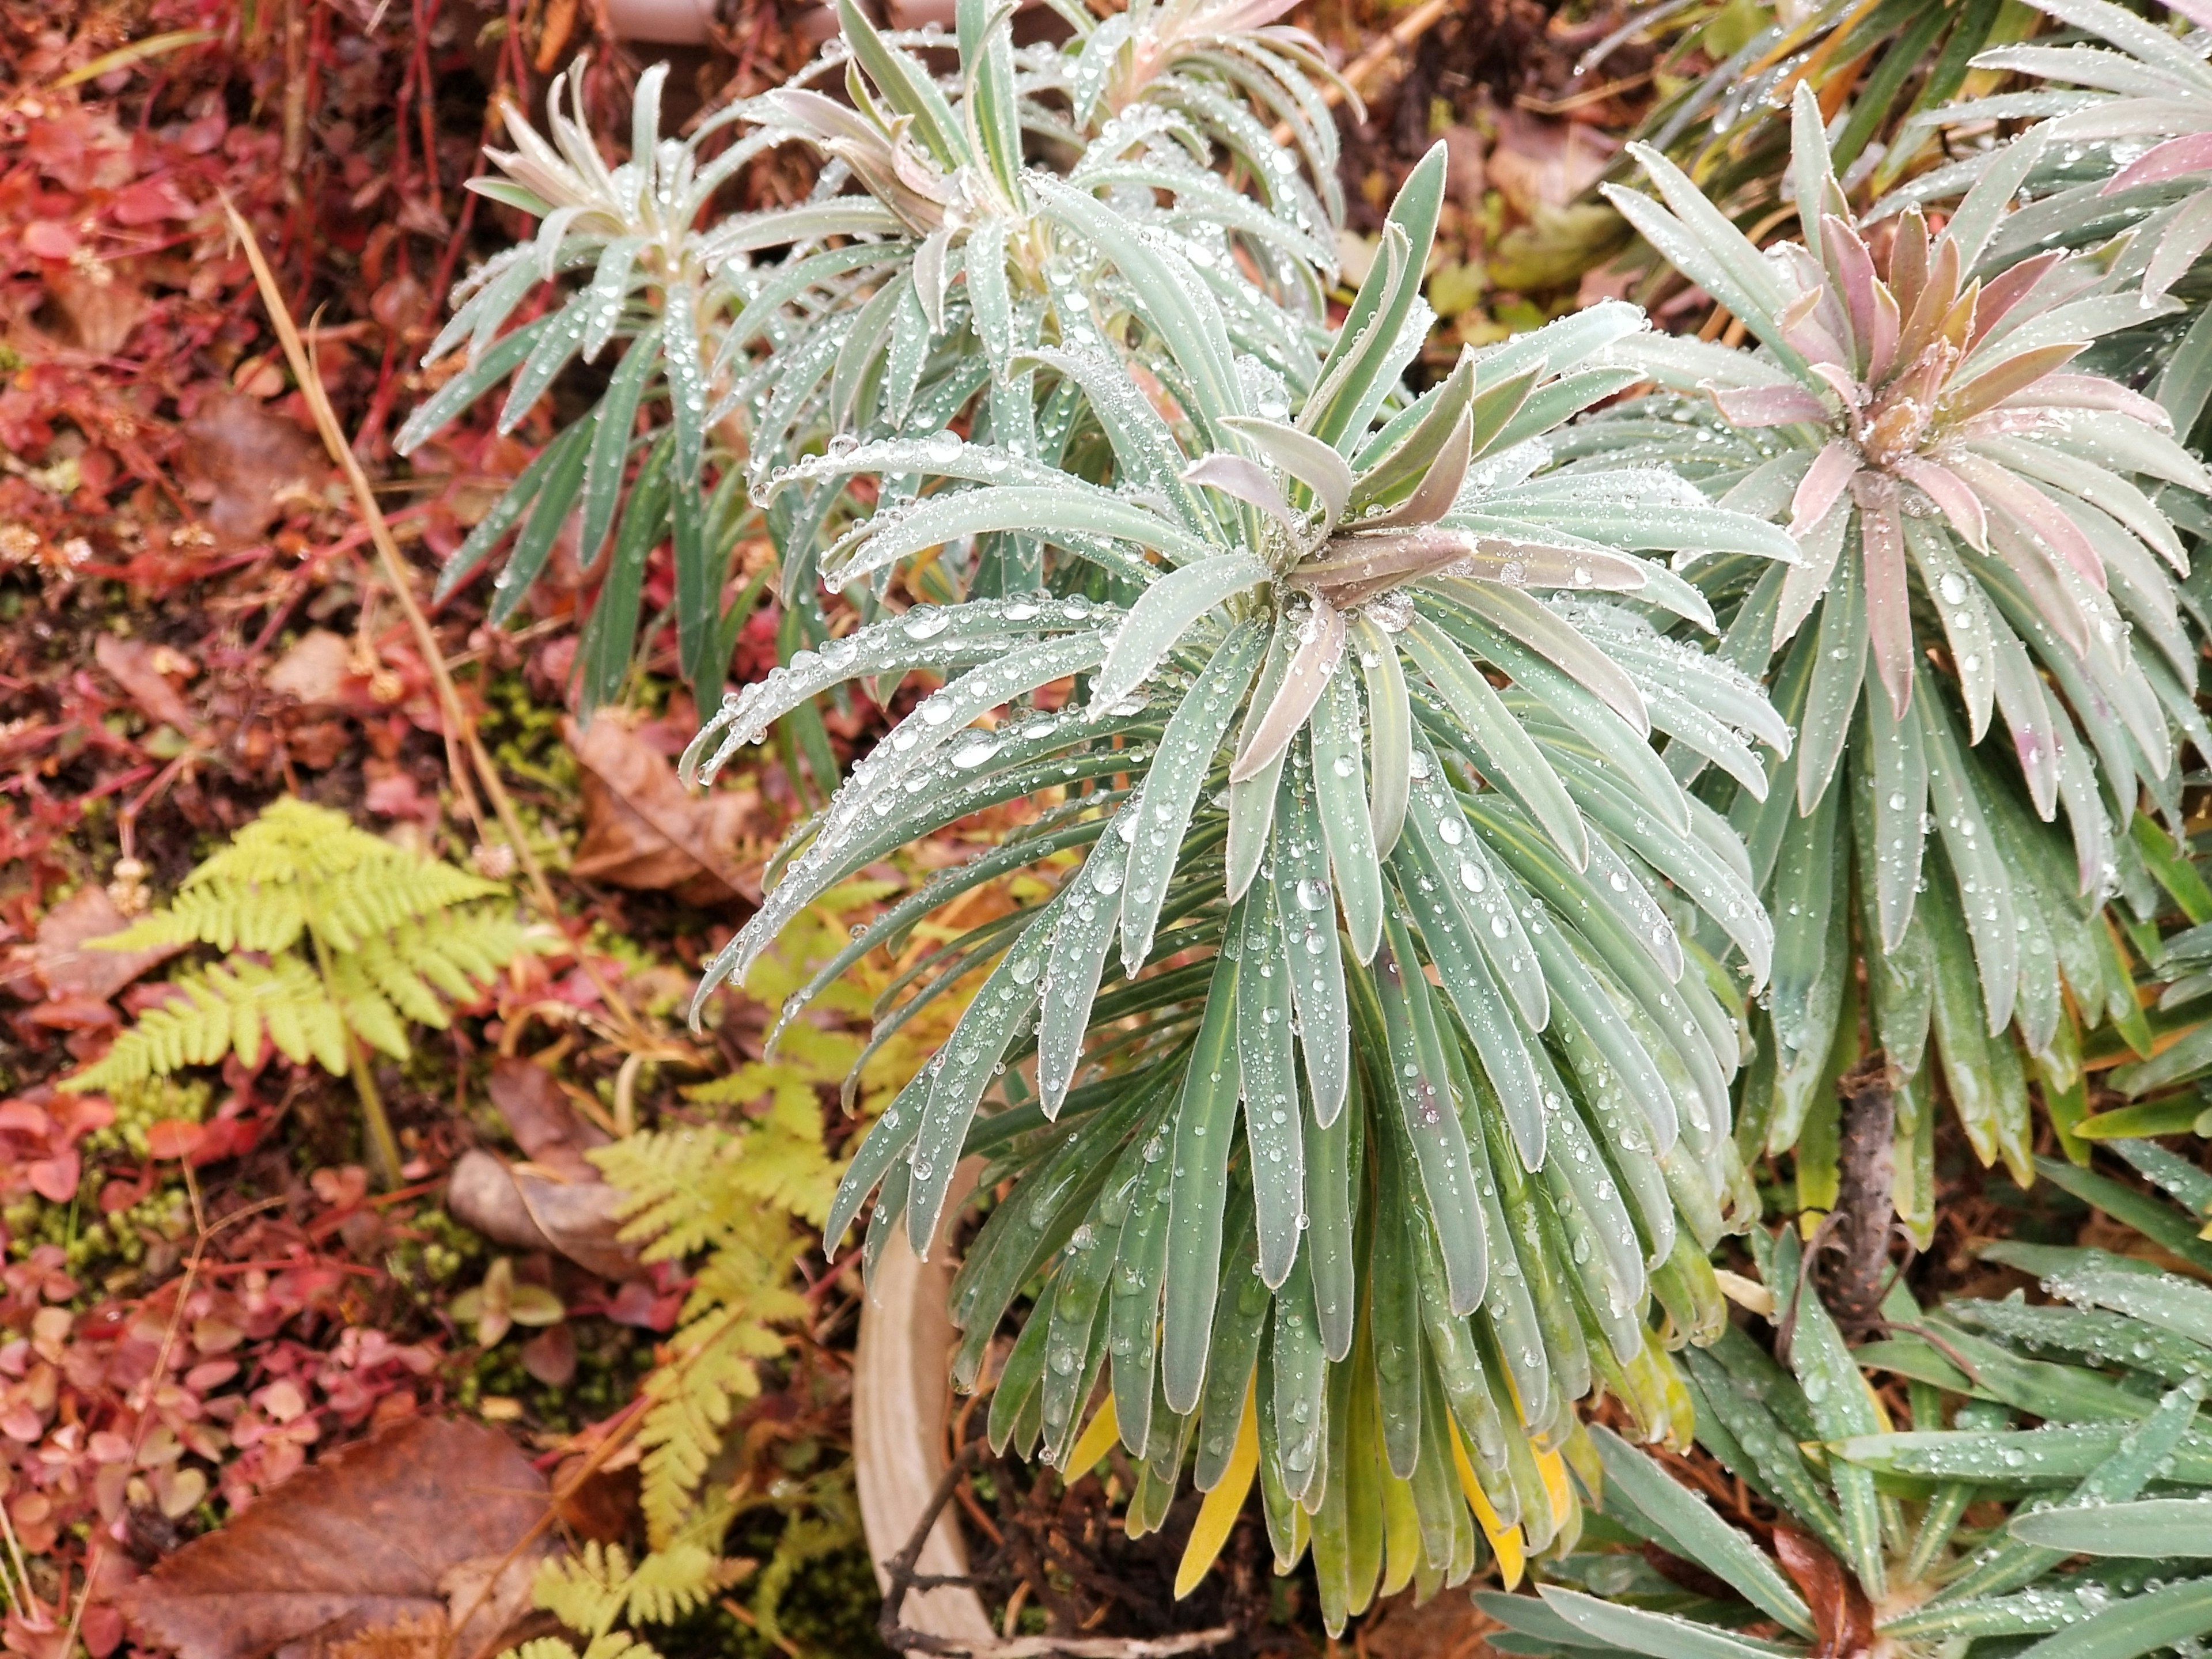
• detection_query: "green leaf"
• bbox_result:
[1122,623,1266,972]
[1094,552,1266,707]
[488,418,593,628]
[1356,617,1414,859]
[1237,882,1305,1289]
[1377,914,1488,1316]
[1274,750,1351,1127]
[1540,1589,1802,1659]
[577,324,661,572]
[1162,936,1244,1415]
[2009,1495,2212,1557]
[2012,1575,2212,1659]
[1589,1427,1814,1638]
[395,314,554,455]
[1403,616,1586,872]
[1313,674,1385,968]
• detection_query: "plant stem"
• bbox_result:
[344,1028,405,1191]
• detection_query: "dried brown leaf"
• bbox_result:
[565,713,764,904]
[95,634,199,736]
[445,1150,638,1282]
[117,1416,554,1659]
[264,630,354,705]
[180,391,324,544]
[1,885,183,1005]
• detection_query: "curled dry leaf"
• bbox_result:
[178,391,324,544]
[263,630,355,706]
[445,1152,638,1282]
[94,634,200,736]
[564,713,766,905]
[0,884,184,1005]
[1487,107,1618,215]
[444,1058,638,1281]
[116,1416,555,1659]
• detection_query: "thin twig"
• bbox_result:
[217,194,647,1051]
[878,1444,1234,1659]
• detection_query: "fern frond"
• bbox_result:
[620,1545,720,1624]
[635,1307,781,1545]
[71,801,527,1097]
[499,1641,583,1659]
[64,956,339,1092]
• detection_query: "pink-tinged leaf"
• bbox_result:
[1781,286,1850,368]
[1941,340,2088,425]
[1995,373,2174,430]
[29,1152,79,1203]
[1705,381,1831,427]
[1861,484,1915,719]
[1820,214,1881,372]
[1867,283,1901,385]
[2105,132,2212,195]
[2146,188,2212,301]
[1775,504,1846,645]
[1987,518,2091,657]
[1230,601,1345,783]
[1185,453,1300,532]
[1951,453,2106,590]
[1891,209,1931,319]
[1791,441,1862,532]
[1896,234,1962,370]
[1894,457,1988,551]
[1363,402,1473,529]
[1965,251,2063,351]
[2168,0,2212,28]
[1808,361,1864,411]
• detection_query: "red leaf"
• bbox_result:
[28,1151,79,1202]
[145,1119,204,1160]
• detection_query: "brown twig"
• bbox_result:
[1273,0,1459,141]
[217,193,649,1054]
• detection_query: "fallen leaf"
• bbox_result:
[565,713,765,905]
[264,630,353,705]
[1772,1528,1873,1659]
[95,634,200,736]
[43,268,151,357]
[118,1416,554,1659]
[1358,1584,1499,1658]
[486,1057,605,1180]
[1,884,184,1005]
[1438,123,1487,211]
[1488,108,1618,217]
[179,391,324,544]
[445,1150,639,1282]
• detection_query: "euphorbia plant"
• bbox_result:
[396,0,1344,713]
[1487,1149,2212,1659]
[685,149,1798,1628]
[1580,85,2212,1237]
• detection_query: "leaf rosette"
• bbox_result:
[680,150,1800,1626]
[1581,86,2212,1211]
[396,0,1343,707]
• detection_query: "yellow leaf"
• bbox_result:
[1448,1418,1523,1589]
[1380,1472,1421,1600]
[1066,1397,1121,1481]
[1175,1371,1257,1599]
[1536,1446,1573,1531]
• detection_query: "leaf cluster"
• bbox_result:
[1488,1143,2212,1659]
